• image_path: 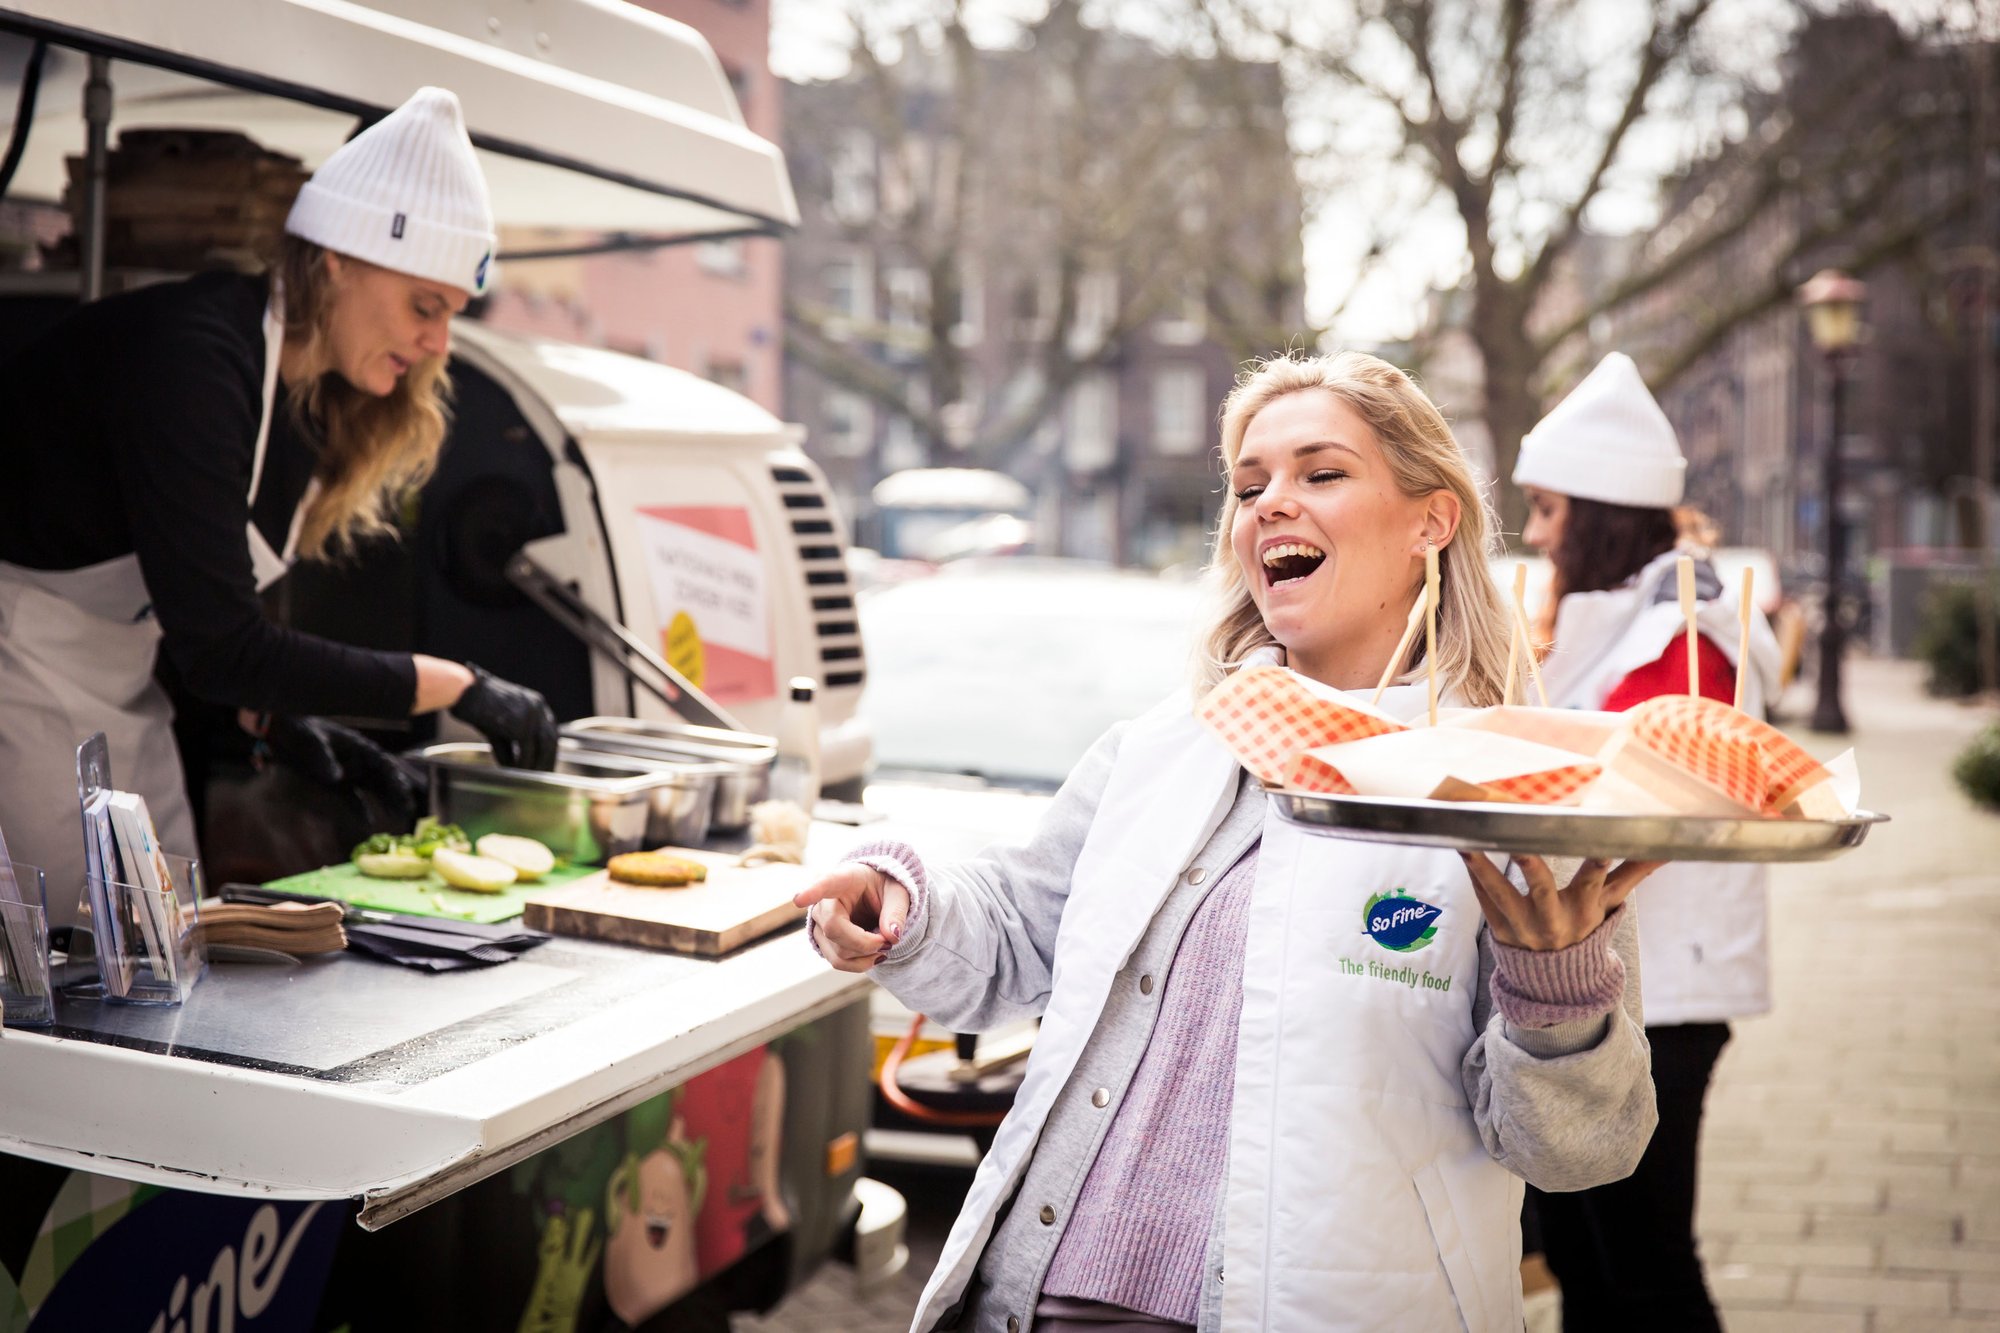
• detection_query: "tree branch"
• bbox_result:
[1534,107,1932,357]
[1647,188,1974,389]
[1523,0,1720,296]
[1489,0,1532,181]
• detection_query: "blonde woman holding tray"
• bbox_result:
[799,352,1662,1333]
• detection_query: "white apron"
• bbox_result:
[0,292,313,927]
[1541,550,1782,1025]
[914,679,1523,1332]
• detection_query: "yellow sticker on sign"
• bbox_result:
[664,611,706,688]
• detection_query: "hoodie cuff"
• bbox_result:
[1490,907,1627,1031]
[805,839,930,962]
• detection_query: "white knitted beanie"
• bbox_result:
[1511,352,1685,509]
[286,87,496,295]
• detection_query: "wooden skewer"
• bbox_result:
[1512,565,1549,708]
[1372,595,1428,705]
[1503,563,1526,707]
[1424,543,1440,726]
[1678,555,1699,697]
[1734,565,1756,711]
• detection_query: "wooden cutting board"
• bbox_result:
[521,847,810,956]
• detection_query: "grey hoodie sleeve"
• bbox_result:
[864,722,1127,1032]
[1462,904,1658,1192]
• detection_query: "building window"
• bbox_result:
[950,260,984,347]
[830,128,876,226]
[822,390,875,458]
[886,266,928,345]
[706,356,748,396]
[1154,273,1206,345]
[697,237,747,278]
[1152,364,1207,456]
[1065,372,1118,473]
[881,138,927,222]
[1013,269,1060,340]
[821,252,873,340]
[1069,267,1118,355]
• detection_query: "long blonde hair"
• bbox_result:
[1196,351,1514,706]
[276,235,452,559]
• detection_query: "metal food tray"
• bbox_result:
[1268,788,1887,863]
[560,717,775,832]
[409,741,703,865]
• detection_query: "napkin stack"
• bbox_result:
[196,901,347,955]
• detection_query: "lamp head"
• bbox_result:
[1797,268,1868,353]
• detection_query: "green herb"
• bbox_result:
[350,816,471,866]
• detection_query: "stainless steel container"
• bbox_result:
[560,718,776,832]
[581,748,726,847]
[408,741,714,864]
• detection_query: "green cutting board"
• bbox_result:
[262,860,601,923]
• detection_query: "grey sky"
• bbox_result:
[768,0,1987,343]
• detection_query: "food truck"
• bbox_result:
[0,2,1033,1327]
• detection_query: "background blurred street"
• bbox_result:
[742,656,2000,1332]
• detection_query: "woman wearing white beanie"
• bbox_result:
[0,87,557,926]
[1510,352,1784,1332]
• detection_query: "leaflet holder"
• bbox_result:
[0,863,52,1027]
[72,733,206,1006]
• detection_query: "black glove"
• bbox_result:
[261,715,424,823]
[449,663,558,771]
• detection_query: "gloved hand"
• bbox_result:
[260,715,424,823]
[450,663,558,771]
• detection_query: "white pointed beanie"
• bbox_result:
[285,87,496,295]
[1511,351,1685,508]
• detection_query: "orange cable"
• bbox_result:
[878,1013,1011,1128]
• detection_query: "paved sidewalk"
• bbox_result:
[1697,658,2000,1332]
[741,657,2000,1332]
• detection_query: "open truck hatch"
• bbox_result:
[0,0,799,244]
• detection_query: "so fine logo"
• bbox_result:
[1363,889,1442,953]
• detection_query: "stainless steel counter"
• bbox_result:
[0,779,1050,1229]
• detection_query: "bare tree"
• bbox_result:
[1197,0,1979,538]
[783,0,1306,471]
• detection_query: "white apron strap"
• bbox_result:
[246,288,311,592]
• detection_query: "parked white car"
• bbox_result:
[859,560,1209,787]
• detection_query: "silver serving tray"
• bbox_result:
[1268,788,1887,863]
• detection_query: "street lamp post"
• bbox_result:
[1798,268,1868,735]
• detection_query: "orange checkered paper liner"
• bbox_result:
[1197,665,1406,785]
[1285,752,1358,794]
[1480,763,1603,805]
[1624,694,1829,813]
[1287,751,1601,803]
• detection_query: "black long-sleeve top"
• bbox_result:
[0,271,416,716]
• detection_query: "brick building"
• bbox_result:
[779,8,1306,567]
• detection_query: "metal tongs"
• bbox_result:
[505,551,745,734]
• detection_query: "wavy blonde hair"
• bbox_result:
[1196,351,1513,706]
[276,235,452,559]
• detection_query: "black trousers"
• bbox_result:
[1526,1022,1732,1333]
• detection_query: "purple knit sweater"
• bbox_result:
[811,840,1626,1325]
[1039,847,1260,1320]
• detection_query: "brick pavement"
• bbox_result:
[741,657,2000,1332]
[1697,657,2000,1331]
